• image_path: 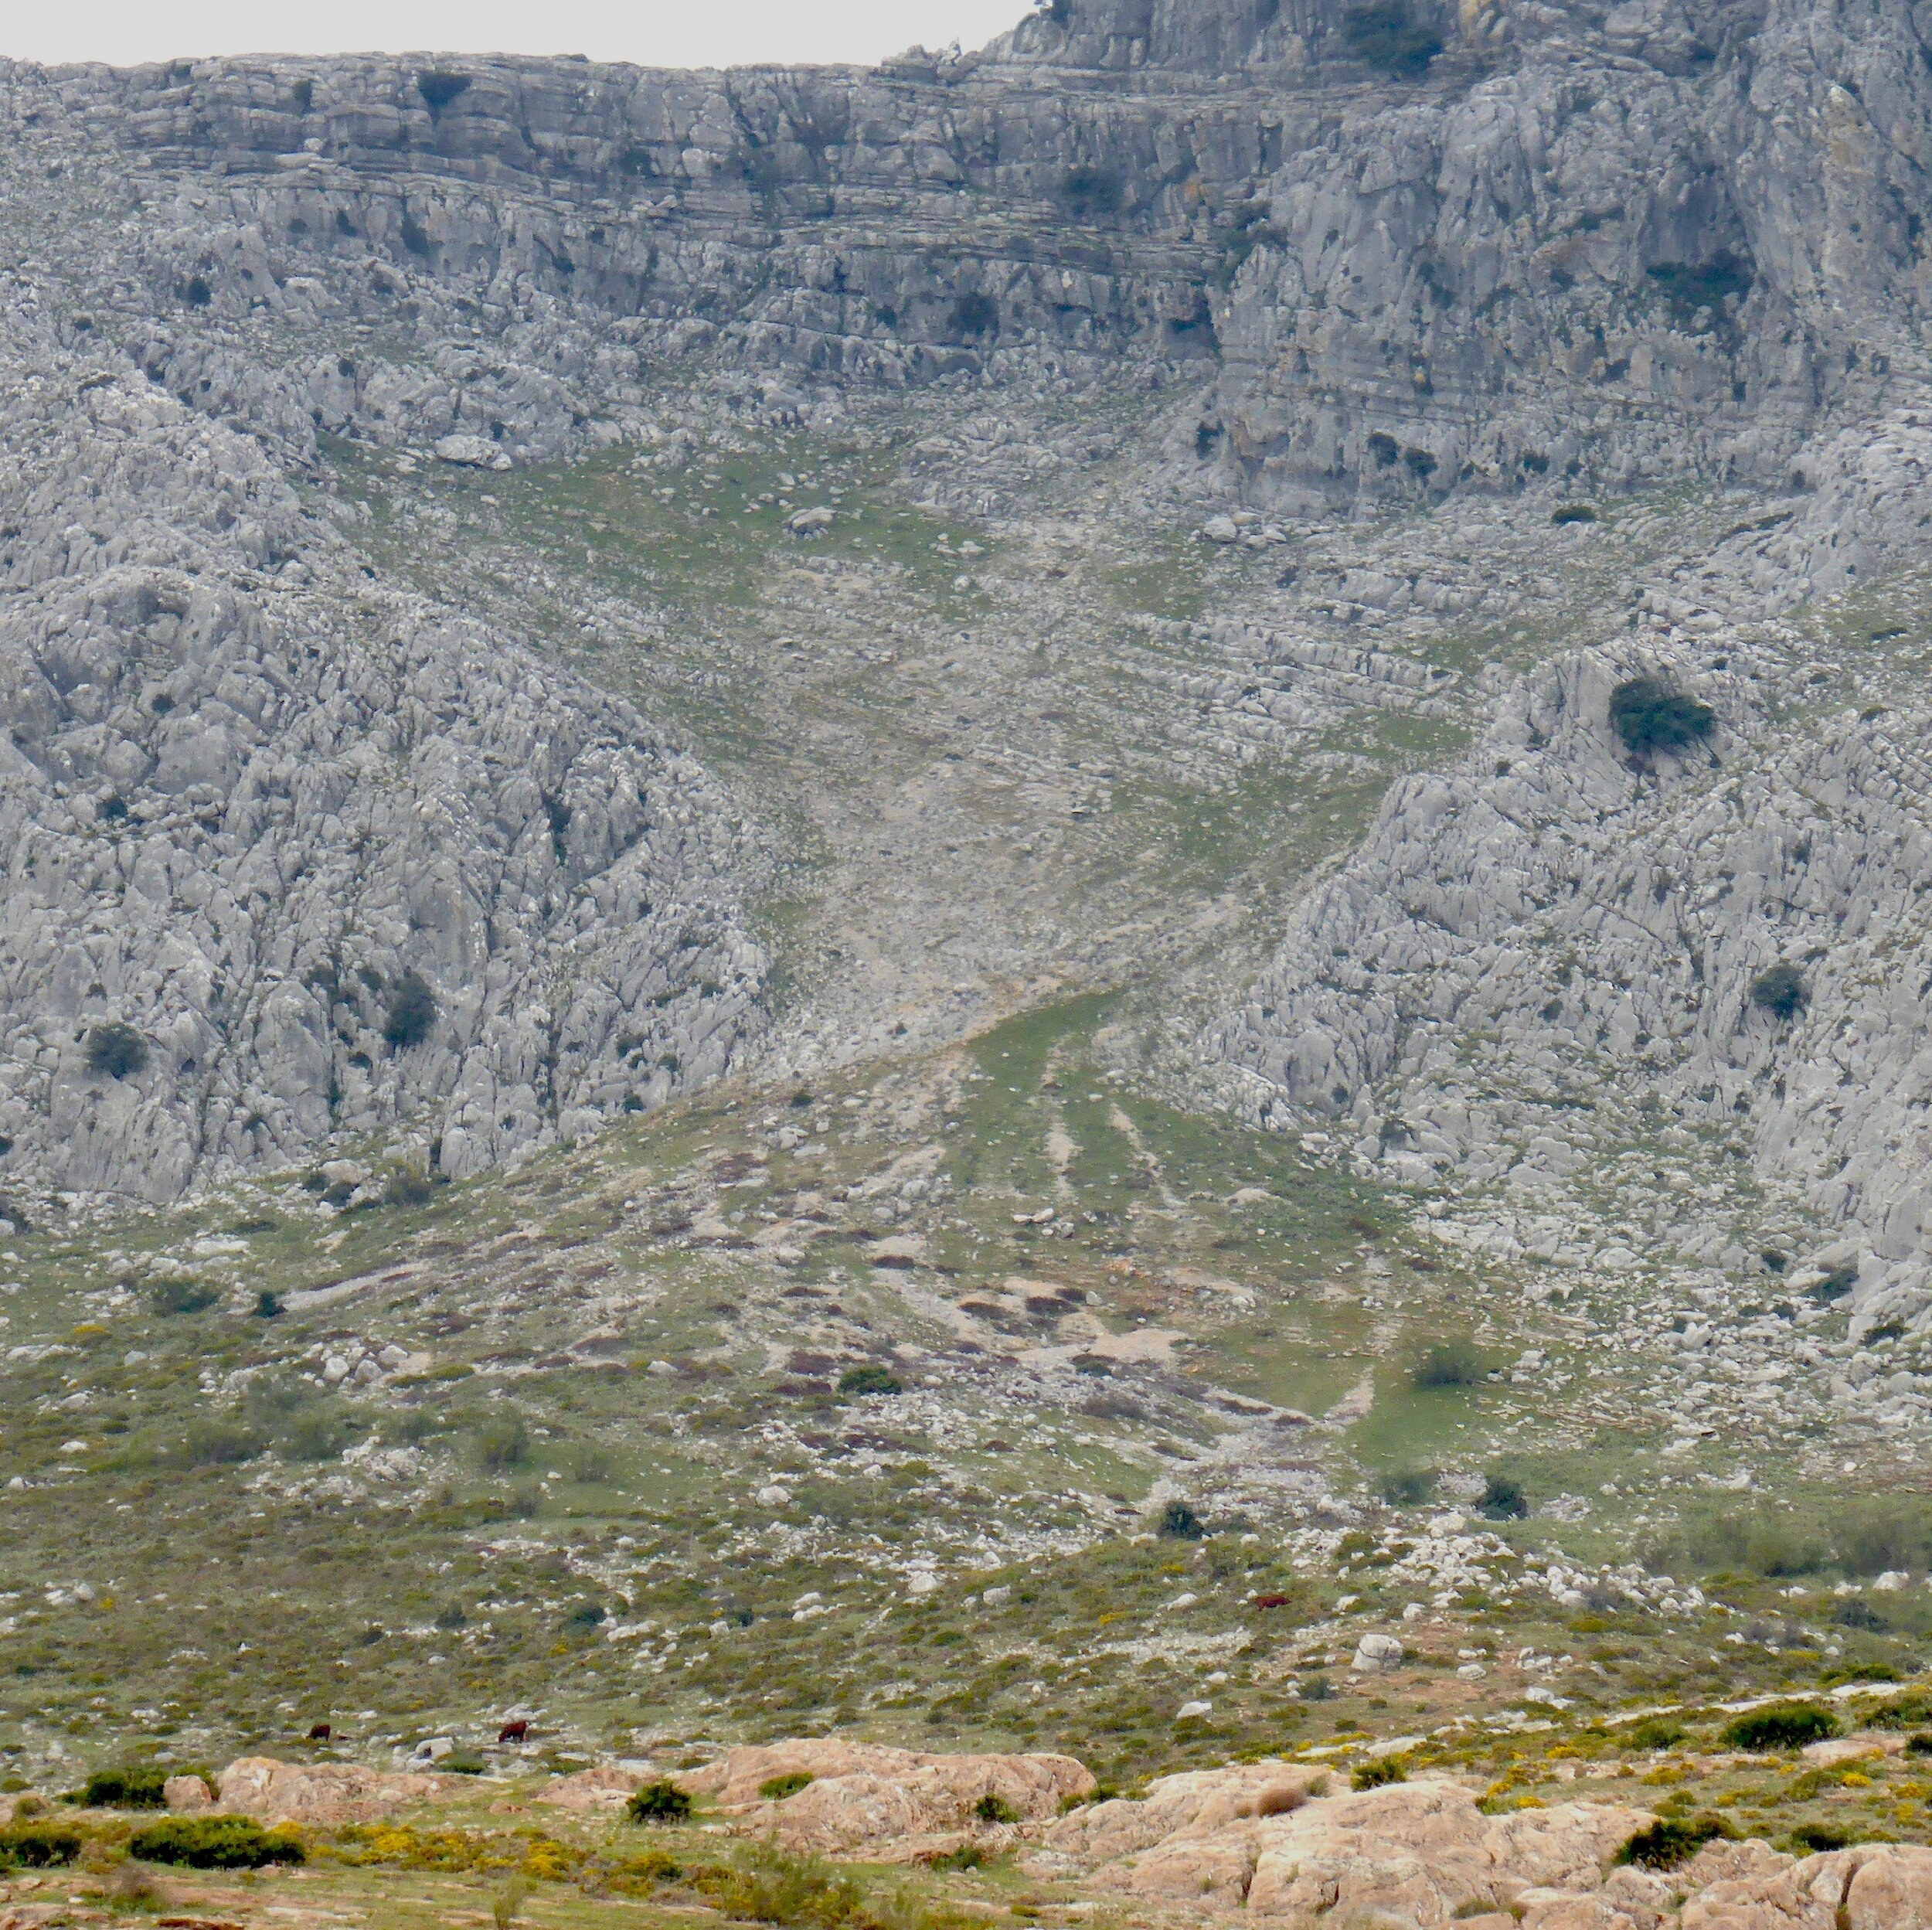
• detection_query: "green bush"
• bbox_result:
[475,1416,530,1472]
[1340,2,1442,74]
[1903,1733,1932,1757]
[443,1749,486,1776]
[626,1779,692,1823]
[1379,1468,1437,1506]
[1158,1500,1205,1540]
[1351,1756,1407,1791]
[80,1766,169,1808]
[1812,1265,1858,1303]
[151,1278,219,1316]
[1720,1704,1838,1751]
[1478,1475,1527,1520]
[128,1816,304,1868]
[1750,964,1807,1020]
[1789,1822,1857,1853]
[85,1023,148,1079]
[836,1364,902,1398]
[383,971,438,1050]
[1551,504,1598,525]
[758,1773,814,1801]
[1609,676,1716,756]
[1410,1340,1486,1389]
[1617,1814,1730,1868]
[1627,1718,1687,1752]
[0,1822,84,1867]
[974,1792,1019,1824]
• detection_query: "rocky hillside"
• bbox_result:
[0,305,761,1206]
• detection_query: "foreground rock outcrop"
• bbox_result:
[185,1749,1932,1927]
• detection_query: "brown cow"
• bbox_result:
[307,1722,332,1741]
[498,1719,529,1744]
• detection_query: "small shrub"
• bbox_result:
[560,1599,605,1632]
[280,1411,351,1463]
[475,1416,530,1472]
[0,1821,84,1867]
[1411,1340,1486,1388]
[1351,1756,1407,1791]
[1478,1475,1527,1520]
[1789,1822,1856,1853]
[444,1749,486,1776]
[1720,1704,1838,1751]
[1379,1468,1437,1506]
[1552,503,1598,524]
[435,1602,469,1630]
[80,1766,169,1808]
[1811,1264,1858,1303]
[1158,1499,1205,1540]
[926,1843,986,1870]
[949,292,999,339]
[836,1364,902,1398]
[1750,964,1807,1020]
[1628,1718,1687,1752]
[1341,2,1442,74]
[1903,1733,1932,1757]
[1617,1814,1730,1868]
[1609,676,1716,756]
[151,1279,218,1316]
[175,1420,260,1468]
[626,1779,692,1823]
[758,1773,814,1801]
[974,1792,1019,1824]
[491,1873,532,1930]
[1833,1597,1889,1633]
[253,1291,284,1319]
[383,971,437,1050]
[417,70,471,111]
[86,1023,148,1079]
[1059,163,1124,217]
[128,1816,304,1868]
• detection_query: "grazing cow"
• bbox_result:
[308,1722,332,1741]
[1253,1593,1291,1610]
[498,1719,529,1744]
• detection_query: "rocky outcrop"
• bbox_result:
[675,1738,1097,1853]
[213,1755,466,1823]
[0,315,761,1204]
[3,0,1924,505]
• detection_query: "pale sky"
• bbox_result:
[3,0,1035,70]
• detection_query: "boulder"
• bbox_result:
[162,1774,212,1813]
[215,1755,464,1826]
[677,1739,1094,1853]
[1353,1632,1406,1670]
[1045,1760,1328,1864]
[536,1764,652,1810]
[433,433,510,469]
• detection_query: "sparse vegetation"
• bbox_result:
[836,1364,903,1397]
[1158,1499,1205,1540]
[1351,1756,1407,1790]
[760,1773,815,1800]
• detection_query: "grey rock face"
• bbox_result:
[3,0,1917,506]
[1204,422,1932,1326]
[0,318,761,1203]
